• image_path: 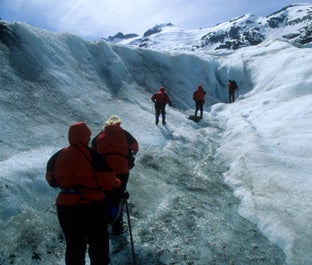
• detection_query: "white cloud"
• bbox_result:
[1,0,304,39]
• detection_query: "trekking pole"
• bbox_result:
[126,199,136,265]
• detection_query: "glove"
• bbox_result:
[123,191,130,200]
[113,178,122,188]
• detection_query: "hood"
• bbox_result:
[105,114,122,127]
[68,122,91,145]
[104,123,122,133]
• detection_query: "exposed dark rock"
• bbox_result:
[106,32,138,42]
[267,15,286,28]
[143,23,174,37]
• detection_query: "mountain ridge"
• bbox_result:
[106,3,312,52]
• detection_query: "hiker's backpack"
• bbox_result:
[46,150,62,188]
[232,80,238,90]
[153,92,168,103]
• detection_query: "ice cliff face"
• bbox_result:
[109,4,312,51]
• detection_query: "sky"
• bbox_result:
[1,0,311,39]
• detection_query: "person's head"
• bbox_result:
[160,86,165,92]
[104,114,122,127]
[68,122,91,145]
[198,85,203,90]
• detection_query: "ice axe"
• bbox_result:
[125,192,136,265]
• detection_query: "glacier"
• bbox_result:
[0,16,311,265]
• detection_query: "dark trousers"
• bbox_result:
[229,93,235,103]
[195,101,204,117]
[106,173,129,224]
[57,201,110,265]
[155,105,166,124]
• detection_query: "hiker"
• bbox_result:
[193,84,207,118]
[151,86,172,125]
[92,115,139,235]
[46,122,121,265]
[228,79,238,103]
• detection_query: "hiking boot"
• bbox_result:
[112,221,127,235]
[162,121,166,125]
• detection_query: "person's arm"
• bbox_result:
[125,131,139,154]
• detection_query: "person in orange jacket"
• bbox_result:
[193,85,207,119]
[92,115,139,235]
[46,121,120,265]
[151,86,172,125]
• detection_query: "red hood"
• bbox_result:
[104,124,122,133]
[68,122,91,145]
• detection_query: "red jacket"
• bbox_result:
[151,90,172,106]
[228,80,238,94]
[92,125,139,174]
[193,86,206,102]
[46,122,118,205]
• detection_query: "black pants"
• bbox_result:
[229,92,235,103]
[57,201,110,265]
[195,101,204,117]
[155,104,166,124]
[106,173,129,223]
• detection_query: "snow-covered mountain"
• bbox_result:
[110,4,312,51]
[0,3,312,265]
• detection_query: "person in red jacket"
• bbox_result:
[151,86,172,125]
[193,85,207,118]
[92,115,139,234]
[228,79,238,103]
[46,122,120,265]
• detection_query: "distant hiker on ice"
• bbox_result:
[92,115,139,235]
[227,79,238,103]
[193,84,206,119]
[151,86,172,125]
[46,122,121,265]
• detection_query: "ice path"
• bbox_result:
[0,115,287,265]
[110,116,286,265]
